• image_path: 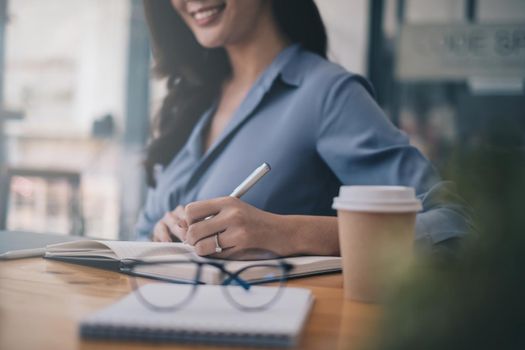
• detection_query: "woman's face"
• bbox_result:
[171,0,269,48]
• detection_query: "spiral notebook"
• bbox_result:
[80,284,314,347]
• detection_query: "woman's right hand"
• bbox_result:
[151,205,188,242]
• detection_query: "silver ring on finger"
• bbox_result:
[214,233,223,253]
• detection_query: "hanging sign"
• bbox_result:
[396,23,525,81]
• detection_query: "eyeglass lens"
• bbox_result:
[132,261,200,310]
[222,263,287,310]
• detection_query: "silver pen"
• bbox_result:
[229,162,271,198]
[0,248,46,260]
[204,162,271,219]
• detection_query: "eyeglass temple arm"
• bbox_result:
[222,262,295,286]
[120,260,251,290]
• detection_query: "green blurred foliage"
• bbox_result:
[365,132,525,350]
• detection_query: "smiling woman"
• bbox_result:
[137,0,471,258]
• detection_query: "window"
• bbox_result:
[2,0,132,239]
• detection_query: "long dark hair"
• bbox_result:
[143,0,327,187]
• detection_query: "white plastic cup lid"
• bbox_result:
[332,186,422,213]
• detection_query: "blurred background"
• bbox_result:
[0,0,523,240]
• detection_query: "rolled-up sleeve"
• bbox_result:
[316,75,473,246]
[135,187,161,240]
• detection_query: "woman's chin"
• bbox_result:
[197,41,224,49]
[195,35,226,49]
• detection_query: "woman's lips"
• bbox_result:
[189,4,226,26]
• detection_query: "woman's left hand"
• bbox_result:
[183,197,287,258]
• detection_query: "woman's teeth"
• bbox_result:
[193,7,221,21]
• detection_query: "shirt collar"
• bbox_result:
[258,43,303,91]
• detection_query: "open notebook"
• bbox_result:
[44,240,341,284]
[80,284,314,346]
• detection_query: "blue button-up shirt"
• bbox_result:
[136,44,471,247]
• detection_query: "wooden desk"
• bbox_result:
[0,258,382,350]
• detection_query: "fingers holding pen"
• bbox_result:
[193,231,238,257]
[153,198,248,246]
[184,197,255,257]
[184,197,247,242]
[185,209,229,246]
[183,164,271,253]
[184,197,240,225]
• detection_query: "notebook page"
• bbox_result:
[46,240,196,260]
[101,241,195,259]
[46,241,118,259]
[218,255,341,280]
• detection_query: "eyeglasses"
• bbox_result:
[120,249,294,312]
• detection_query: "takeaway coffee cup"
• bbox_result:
[332,186,422,303]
